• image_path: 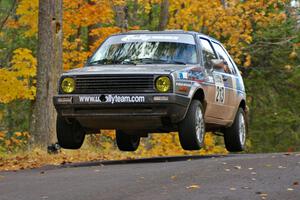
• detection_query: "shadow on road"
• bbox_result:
[47,154,229,170]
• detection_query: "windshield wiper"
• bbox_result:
[89,58,121,65]
[168,60,187,65]
[123,58,181,65]
[89,58,187,65]
[121,58,164,65]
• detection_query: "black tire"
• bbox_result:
[116,130,140,151]
[56,115,85,149]
[178,100,205,150]
[224,108,247,152]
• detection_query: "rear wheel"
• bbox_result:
[116,130,140,151]
[56,116,85,149]
[178,100,205,150]
[224,108,247,152]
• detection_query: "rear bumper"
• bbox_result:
[53,93,190,130]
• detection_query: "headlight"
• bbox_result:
[155,76,171,93]
[61,77,75,93]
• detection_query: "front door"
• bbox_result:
[199,37,232,120]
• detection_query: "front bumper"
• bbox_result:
[53,93,190,130]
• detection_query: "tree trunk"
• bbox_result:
[87,0,97,50]
[158,0,169,30]
[113,3,128,32]
[30,0,63,147]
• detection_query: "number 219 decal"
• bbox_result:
[215,86,225,104]
[214,74,225,104]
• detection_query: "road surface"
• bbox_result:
[0,153,300,200]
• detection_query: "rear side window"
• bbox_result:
[199,38,217,69]
[212,42,236,74]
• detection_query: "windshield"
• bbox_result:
[88,34,198,65]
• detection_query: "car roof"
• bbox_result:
[112,30,221,44]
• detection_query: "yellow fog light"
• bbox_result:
[61,77,75,93]
[155,76,171,93]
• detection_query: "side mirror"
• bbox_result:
[211,59,225,69]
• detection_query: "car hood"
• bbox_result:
[63,64,193,76]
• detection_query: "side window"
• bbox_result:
[212,42,236,74]
[199,38,217,69]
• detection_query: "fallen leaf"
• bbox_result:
[265,164,272,167]
[234,165,242,170]
[225,168,231,172]
[186,184,200,189]
[278,166,286,169]
[241,186,251,189]
[229,187,236,191]
[287,188,294,191]
[293,181,299,186]
[171,175,177,180]
[248,167,253,170]
[256,191,268,197]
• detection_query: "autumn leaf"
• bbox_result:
[186,184,200,189]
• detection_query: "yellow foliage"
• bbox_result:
[97,131,227,157]
[11,0,118,70]
[0,48,36,103]
[11,48,37,78]
[168,0,287,64]
[63,0,117,70]
[0,131,5,140]
[244,54,252,67]
[0,131,30,152]
[15,132,23,137]
[0,131,227,171]
[88,27,121,52]
[16,0,38,37]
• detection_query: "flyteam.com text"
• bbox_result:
[79,95,145,104]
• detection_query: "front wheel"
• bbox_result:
[224,108,247,152]
[56,116,85,149]
[178,100,206,150]
[116,130,140,151]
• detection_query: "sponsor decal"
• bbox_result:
[214,74,225,104]
[214,74,223,85]
[175,81,192,94]
[175,82,192,87]
[206,75,214,83]
[188,69,205,82]
[79,95,145,104]
[57,97,73,104]
[153,96,169,101]
[121,35,179,42]
[178,72,188,79]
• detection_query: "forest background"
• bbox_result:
[0,0,299,170]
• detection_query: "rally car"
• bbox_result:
[53,30,248,152]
